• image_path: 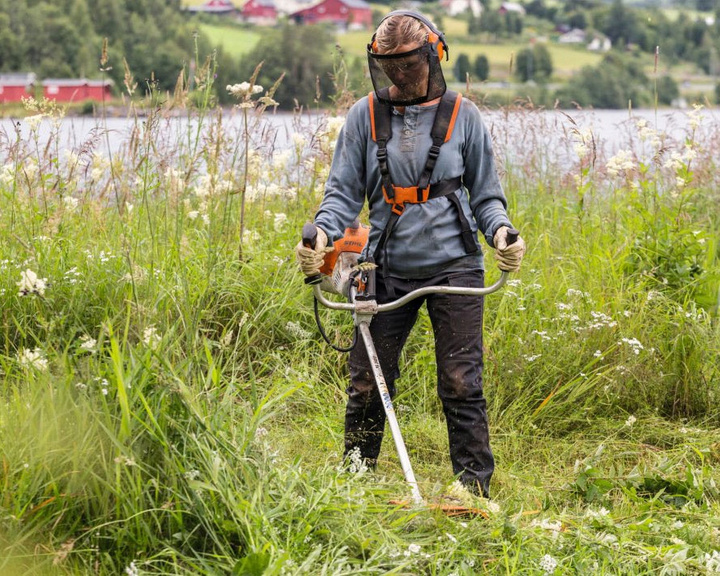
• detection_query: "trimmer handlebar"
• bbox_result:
[303,225,520,309]
[311,270,510,313]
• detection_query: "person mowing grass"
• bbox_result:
[295,10,526,499]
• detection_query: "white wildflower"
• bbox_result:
[227,82,263,98]
[286,320,311,339]
[125,561,139,576]
[620,337,644,355]
[404,543,422,556]
[625,415,637,427]
[63,196,79,212]
[17,269,47,296]
[606,149,635,177]
[572,128,593,160]
[687,103,703,130]
[346,446,367,474]
[114,456,136,466]
[446,532,458,543]
[524,354,542,362]
[242,229,260,244]
[184,469,200,481]
[25,113,46,130]
[90,153,109,182]
[323,116,346,142]
[0,165,14,187]
[142,326,161,349]
[647,290,661,301]
[18,348,49,371]
[539,554,558,574]
[220,329,234,347]
[216,177,234,194]
[291,132,306,149]
[566,288,588,298]
[272,149,292,170]
[23,158,39,182]
[187,210,199,220]
[79,336,97,352]
[593,350,602,358]
[194,173,213,198]
[446,480,473,505]
[664,151,684,171]
[574,141,589,160]
[273,212,288,232]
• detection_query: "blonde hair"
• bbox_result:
[374,15,430,54]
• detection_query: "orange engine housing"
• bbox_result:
[319,222,369,276]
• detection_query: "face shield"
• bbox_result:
[367,42,447,107]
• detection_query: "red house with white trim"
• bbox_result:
[0,73,36,103]
[290,0,371,29]
[42,79,114,102]
[241,0,278,25]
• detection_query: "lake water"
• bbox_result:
[1,106,717,163]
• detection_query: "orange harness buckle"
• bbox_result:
[382,185,431,206]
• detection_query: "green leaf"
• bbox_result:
[233,551,271,576]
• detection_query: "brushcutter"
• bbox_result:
[302,222,519,517]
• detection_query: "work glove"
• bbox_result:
[493,226,526,272]
[295,225,333,277]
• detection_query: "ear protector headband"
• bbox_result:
[368,10,449,61]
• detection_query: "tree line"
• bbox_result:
[0,0,718,110]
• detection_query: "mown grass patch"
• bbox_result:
[197,23,262,59]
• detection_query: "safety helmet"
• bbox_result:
[367,10,449,107]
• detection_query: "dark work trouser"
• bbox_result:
[345,268,494,497]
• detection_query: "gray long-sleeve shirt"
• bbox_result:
[314,94,513,278]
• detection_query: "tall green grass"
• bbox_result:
[1,58,719,574]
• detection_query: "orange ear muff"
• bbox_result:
[427,31,444,61]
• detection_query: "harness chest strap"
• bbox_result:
[369,89,478,264]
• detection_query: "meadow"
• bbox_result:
[0,65,719,575]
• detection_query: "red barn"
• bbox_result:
[0,73,36,103]
[241,0,278,25]
[290,0,371,29]
[42,79,113,102]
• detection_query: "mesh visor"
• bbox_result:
[367,43,446,107]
